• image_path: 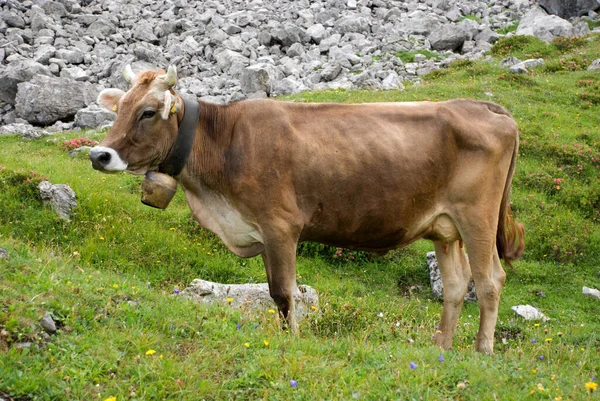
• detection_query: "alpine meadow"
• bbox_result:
[1,35,600,400]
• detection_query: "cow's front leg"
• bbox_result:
[261,238,299,334]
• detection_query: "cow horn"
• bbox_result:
[161,65,177,89]
[123,64,137,85]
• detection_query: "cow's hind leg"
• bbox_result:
[459,222,506,354]
[261,237,299,334]
[433,240,471,349]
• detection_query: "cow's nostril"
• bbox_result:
[97,152,111,164]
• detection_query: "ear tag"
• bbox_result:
[170,102,177,114]
[112,104,117,112]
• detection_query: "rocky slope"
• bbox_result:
[0,0,598,131]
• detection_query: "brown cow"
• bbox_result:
[89,65,524,354]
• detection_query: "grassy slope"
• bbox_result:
[1,35,599,400]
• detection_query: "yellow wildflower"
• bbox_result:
[311,305,318,311]
[244,343,250,348]
[268,309,275,314]
[263,340,269,347]
[544,338,553,343]
[104,397,117,401]
[226,297,233,303]
[585,382,598,392]
[145,349,156,356]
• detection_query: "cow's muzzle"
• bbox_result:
[89,146,128,172]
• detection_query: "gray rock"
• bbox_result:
[500,56,522,68]
[56,48,85,65]
[510,58,544,73]
[426,252,476,302]
[458,18,480,41]
[381,72,405,90]
[215,49,249,75]
[0,248,7,259]
[582,286,600,300]
[16,76,97,126]
[74,104,115,128]
[273,77,306,96]
[588,59,600,70]
[239,63,284,95]
[34,45,56,65]
[0,122,42,138]
[539,0,600,19]
[60,66,88,81]
[132,21,159,43]
[1,11,26,29]
[88,18,117,37]
[574,20,591,36]
[181,279,319,320]
[511,305,550,321]
[429,24,467,51]
[404,15,442,35]
[516,6,575,42]
[223,23,242,35]
[320,63,343,81]
[42,1,68,17]
[307,23,328,44]
[272,23,310,47]
[40,312,57,333]
[319,33,342,52]
[476,26,500,44]
[336,15,370,34]
[0,60,54,105]
[38,181,77,221]
[287,43,305,57]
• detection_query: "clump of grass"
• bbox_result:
[461,14,482,23]
[551,36,587,53]
[497,21,519,35]
[490,35,552,59]
[584,19,600,30]
[542,55,590,72]
[497,72,539,87]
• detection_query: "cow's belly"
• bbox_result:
[301,205,460,252]
[184,190,265,258]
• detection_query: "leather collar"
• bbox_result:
[158,95,199,177]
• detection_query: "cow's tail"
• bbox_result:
[496,131,525,268]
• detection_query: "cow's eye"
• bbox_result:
[141,110,156,120]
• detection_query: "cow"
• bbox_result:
[89,65,524,354]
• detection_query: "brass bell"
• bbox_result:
[141,171,177,209]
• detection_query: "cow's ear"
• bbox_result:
[97,89,125,112]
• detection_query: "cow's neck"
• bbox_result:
[177,100,235,193]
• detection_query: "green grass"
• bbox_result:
[1,34,600,400]
[497,21,519,35]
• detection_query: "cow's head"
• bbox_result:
[89,65,181,175]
